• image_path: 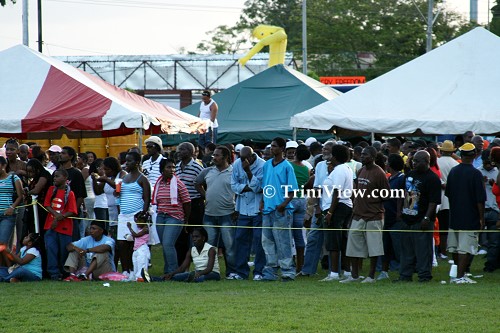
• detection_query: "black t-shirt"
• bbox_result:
[402,169,441,224]
[445,163,486,230]
[53,167,87,201]
[384,172,405,226]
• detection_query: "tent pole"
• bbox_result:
[371,132,375,143]
[292,127,297,141]
[137,129,143,154]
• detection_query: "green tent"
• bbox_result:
[162,64,342,146]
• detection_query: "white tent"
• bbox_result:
[290,28,500,135]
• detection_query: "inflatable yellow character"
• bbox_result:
[238,25,287,68]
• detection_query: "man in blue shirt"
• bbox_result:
[261,138,298,281]
[63,220,115,281]
[230,146,266,281]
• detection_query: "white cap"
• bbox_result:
[48,145,62,153]
[235,144,244,153]
[285,141,298,150]
[304,137,317,147]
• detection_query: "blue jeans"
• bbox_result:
[0,266,41,282]
[291,198,306,248]
[234,214,266,279]
[45,229,72,279]
[171,271,221,282]
[262,210,295,280]
[485,209,500,271]
[203,214,236,274]
[198,127,218,149]
[302,214,324,275]
[156,213,184,274]
[0,214,16,244]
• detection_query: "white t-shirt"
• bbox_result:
[321,163,353,211]
[142,155,165,192]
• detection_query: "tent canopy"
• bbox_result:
[181,64,341,143]
[0,45,206,139]
[290,28,500,136]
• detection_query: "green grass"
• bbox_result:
[1,246,499,333]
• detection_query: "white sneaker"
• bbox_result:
[248,261,255,267]
[377,271,389,281]
[253,274,263,281]
[361,277,376,283]
[477,249,487,255]
[226,273,244,280]
[319,273,340,282]
[439,253,448,259]
[463,276,477,284]
[339,276,361,283]
[342,271,352,279]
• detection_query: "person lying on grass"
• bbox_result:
[163,227,220,283]
[0,233,42,283]
[63,220,115,281]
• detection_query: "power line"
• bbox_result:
[46,0,243,13]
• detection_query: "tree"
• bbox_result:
[197,0,477,80]
[1,0,16,7]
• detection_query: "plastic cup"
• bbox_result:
[449,264,458,279]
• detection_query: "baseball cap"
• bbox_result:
[285,141,298,150]
[235,144,244,153]
[304,137,317,147]
[48,145,62,153]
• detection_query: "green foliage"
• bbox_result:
[0,0,16,6]
[0,246,499,332]
[198,0,478,79]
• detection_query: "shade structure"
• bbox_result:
[290,28,500,136]
[181,64,342,143]
[0,45,207,139]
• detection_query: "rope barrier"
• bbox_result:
[35,202,498,233]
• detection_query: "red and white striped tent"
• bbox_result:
[0,45,207,139]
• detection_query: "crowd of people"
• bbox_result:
[0,131,498,285]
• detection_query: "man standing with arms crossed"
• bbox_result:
[260,137,298,282]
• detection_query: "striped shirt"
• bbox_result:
[176,158,204,199]
[142,155,165,192]
[120,174,144,214]
[154,177,191,221]
[0,174,20,212]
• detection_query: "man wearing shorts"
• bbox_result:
[445,143,486,284]
[341,146,390,283]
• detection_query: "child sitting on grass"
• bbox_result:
[0,233,42,283]
[126,211,150,282]
[163,227,220,283]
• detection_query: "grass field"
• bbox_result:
[1,246,499,333]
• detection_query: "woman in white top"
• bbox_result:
[197,90,218,149]
[164,227,220,283]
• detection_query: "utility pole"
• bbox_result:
[470,0,478,22]
[22,0,28,46]
[302,0,307,75]
[426,0,434,53]
[38,0,43,52]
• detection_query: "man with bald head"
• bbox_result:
[230,146,266,280]
[396,150,441,282]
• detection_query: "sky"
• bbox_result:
[0,0,494,56]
